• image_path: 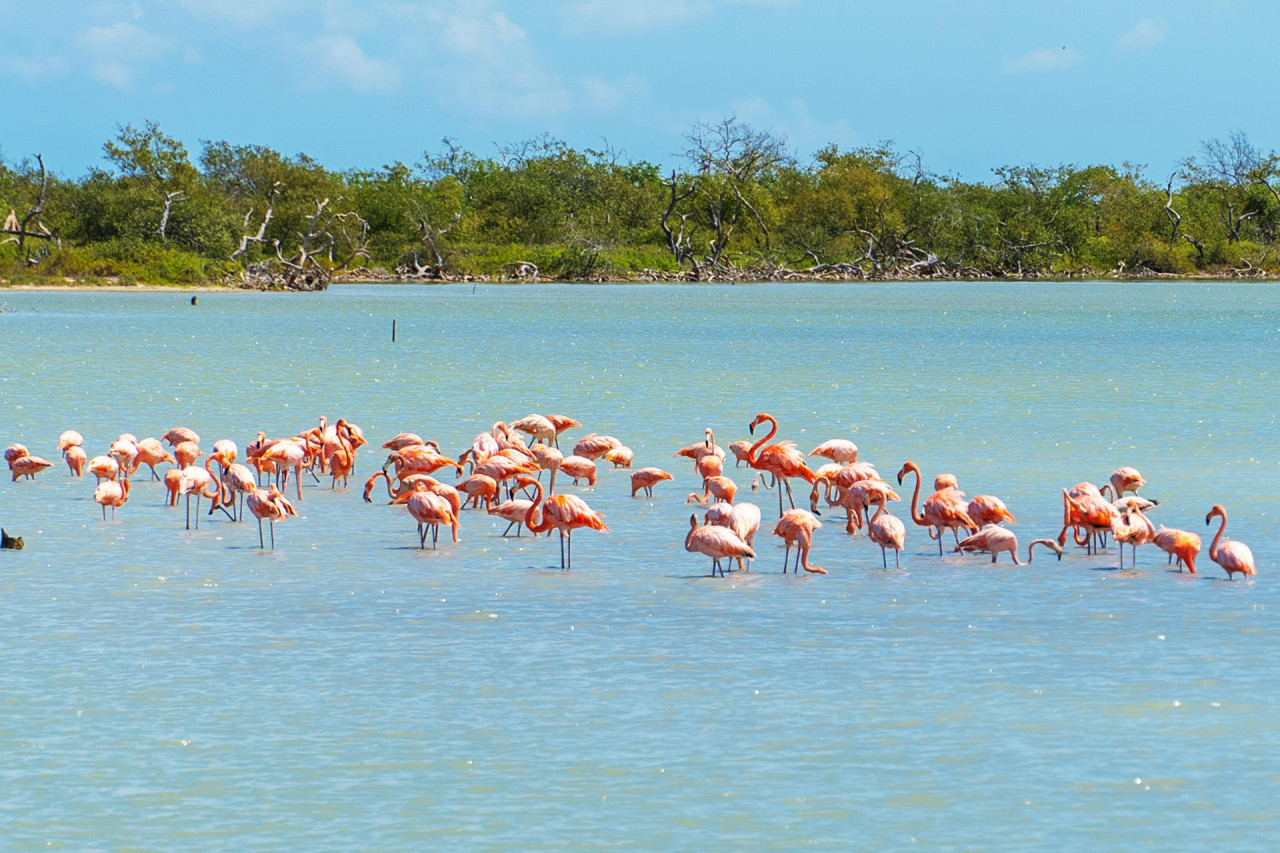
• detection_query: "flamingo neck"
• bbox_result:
[747,416,777,465]
[905,465,925,525]
[1209,512,1227,562]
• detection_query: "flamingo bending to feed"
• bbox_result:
[630,467,673,498]
[134,437,176,480]
[1112,508,1156,570]
[545,415,581,447]
[1060,484,1118,555]
[1205,504,1256,579]
[685,514,755,578]
[93,478,130,520]
[510,414,557,446]
[809,439,859,464]
[712,501,762,571]
[393,482,460,548]
[58,430,84,454]
[868,492,908,569]
[488,498,538,537]
[897,461,977,555]
[456,474,499,510]
[746,413,818,517]
[1153,526,1201,574]
[687,475,737,505]
[245,484,297,550]
[967,495,1016,528]
[955,525,1063,565]
[557,455,597,487]
[1109,467,1146,499]
[772,509,825,574]
[382,432,425,451]
[604,445,634,468]
[64,445,86,477]
[178,466,221,529]
[573,433,621,461]
[519,475,608,570]
[728,440,753,468]
[10,454,53,481]
[163,427,200,447]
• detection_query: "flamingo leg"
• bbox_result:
[894,549,901,570]
[257,518,265,549]
[269,520,275,550]
[566,529,573,570]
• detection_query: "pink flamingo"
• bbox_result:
[1154,526,1201,574]
[630,467,673,498]
[772,509,825,574]
[685,513,755,577]
[955,526,1062,565]
[868,492,907,569]
[93,478,130,520]
[245,484,297,549]
[393,482,460,548]
[1205,504,1256,579]
[520,475,608,570]
[746,413,818,517]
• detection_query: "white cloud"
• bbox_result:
[563,0,797,35]
[1118,18,1166,51]
[580,73,651,114]
[170,0,301,27]
[303,35,400,93]
[1003,46,1082,73]
[80,21,173,91]
[3,54,70,86]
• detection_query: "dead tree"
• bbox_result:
[156,191,186,240]
[659,170,699,276]
[231,182,282,259]
[1,155,59,259]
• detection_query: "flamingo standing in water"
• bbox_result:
[896,461,977,555]
[93,478,130,520]
[245,484,297,550]
[177,466,220,529]
[392,481,460,548]
[545,415,581,448]
[772,509,825,574]
[1108,467,1146,499]
[868,492,907,569]
[10,454,53,481]
[519,475,608,570]
[1154,526,1201,574]
[488,497,538,537]
[1205,504,1256,579]
[134,437,176,480]
[630,467,673,498]
[684,513,755,578]
[1112,508,1156,570]
[809,439,859,464]
[955,525,1062,565]
[745,413,818,517]
[967,495,1016,528]
[59,431,85,475]
[687,475,737,505]
[1060,484,1118,555]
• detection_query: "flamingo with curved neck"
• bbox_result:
[1205,504,1256,579]
[746,413,817,517]
[520,475,608,570]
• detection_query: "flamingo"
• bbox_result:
[772,509,825,574]
[723,501,762,571]
[868,492,907,569]
[109,437,139,478]
[178,465,220,529]
[5,443,28,467]
[685,514,755,578]
[93,478,130,520]
[215,462,258,521]
[1112,508,1156,570]
[173,440,203,471]
[728,440,753,468]
[1205,504,1256,579]
[630,467,673,498]
[245,484,297,550]
[393,482,460,548]
[955,525,1063,565]
[545,414,581,447]
[745,413,818,517]
[572,433,621,461]
[604,445,634,468]
[1109,467,1146,499]
[896,461,977,555]
[967,495,1016,528]
[382,432,425,451]
[520,475,608,570]
[58,430,84,454]
[488,498,538,537]
[558,455,597,487]
[456,474,499,510]
[10,454,52,481]
[163,468,183,507]
[687,475,737,505]
[510,414,557,446]
[259,437,311,500]
[1154,526,1201,574]
[134,437,175,480]
[809,439,859,464]
[163,427,200,447]
[1060,484,1118,554]
[64,445,86,477]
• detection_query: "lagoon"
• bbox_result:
[1,282,1277,849]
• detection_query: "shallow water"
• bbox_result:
[1,281,1277,849]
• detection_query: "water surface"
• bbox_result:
[0,282,1276,849]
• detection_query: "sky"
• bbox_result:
[1,0,1276,182]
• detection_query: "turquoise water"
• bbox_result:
[0,282,1277,849]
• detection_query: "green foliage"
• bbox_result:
[9,122,1280,284]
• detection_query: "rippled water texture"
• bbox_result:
[1,282,1277,849]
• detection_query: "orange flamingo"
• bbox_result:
[604,445,634,468]
[173,440,203,471]
[520,475,608,570]
[1059,484,1118,554]
[545,414,581,447]
[510,414,557,446]
[773,509,824,574]
[58,430,84,454]
[573,433,620,461]
[896,461,977,555]
[163,468,183,507]
[382,432,424,451]
[259,437,310,500]
[245,484,296,549]
[1112,508,1156,570]
[64,445,86,477]
[5,443,29,467]
[746,413,818,517]
[868,492,907,569]
[393,482,460,548]
[1205,504,1256,579]
[809,439,859,464]
[109,437,139,478]
[456,473,499,510]
[1109,467,1146,498]
[955,526,1062,565]
[178,465,220,529]
[163,427,200,447]
[728,440,753,468]
[630,467,673,498]
[10,454,52,481]
[687,475,737,505]
[93,478,130,520]
[685,513,755,577]
[558,455,597,487]
[967,495,1016,528]
[488,498,538,537]
[134,437,176,480]
[1154,526,1201,574]
[717,501,762,571]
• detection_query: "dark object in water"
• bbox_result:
[1,528,23,550]
[190,295,198,305]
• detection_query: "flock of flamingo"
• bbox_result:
[1,411,1258,580]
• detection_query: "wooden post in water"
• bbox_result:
[392,319,397,342]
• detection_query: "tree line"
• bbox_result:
[3,120,1279,288]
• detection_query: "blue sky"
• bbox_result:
[1,0,1275,182]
